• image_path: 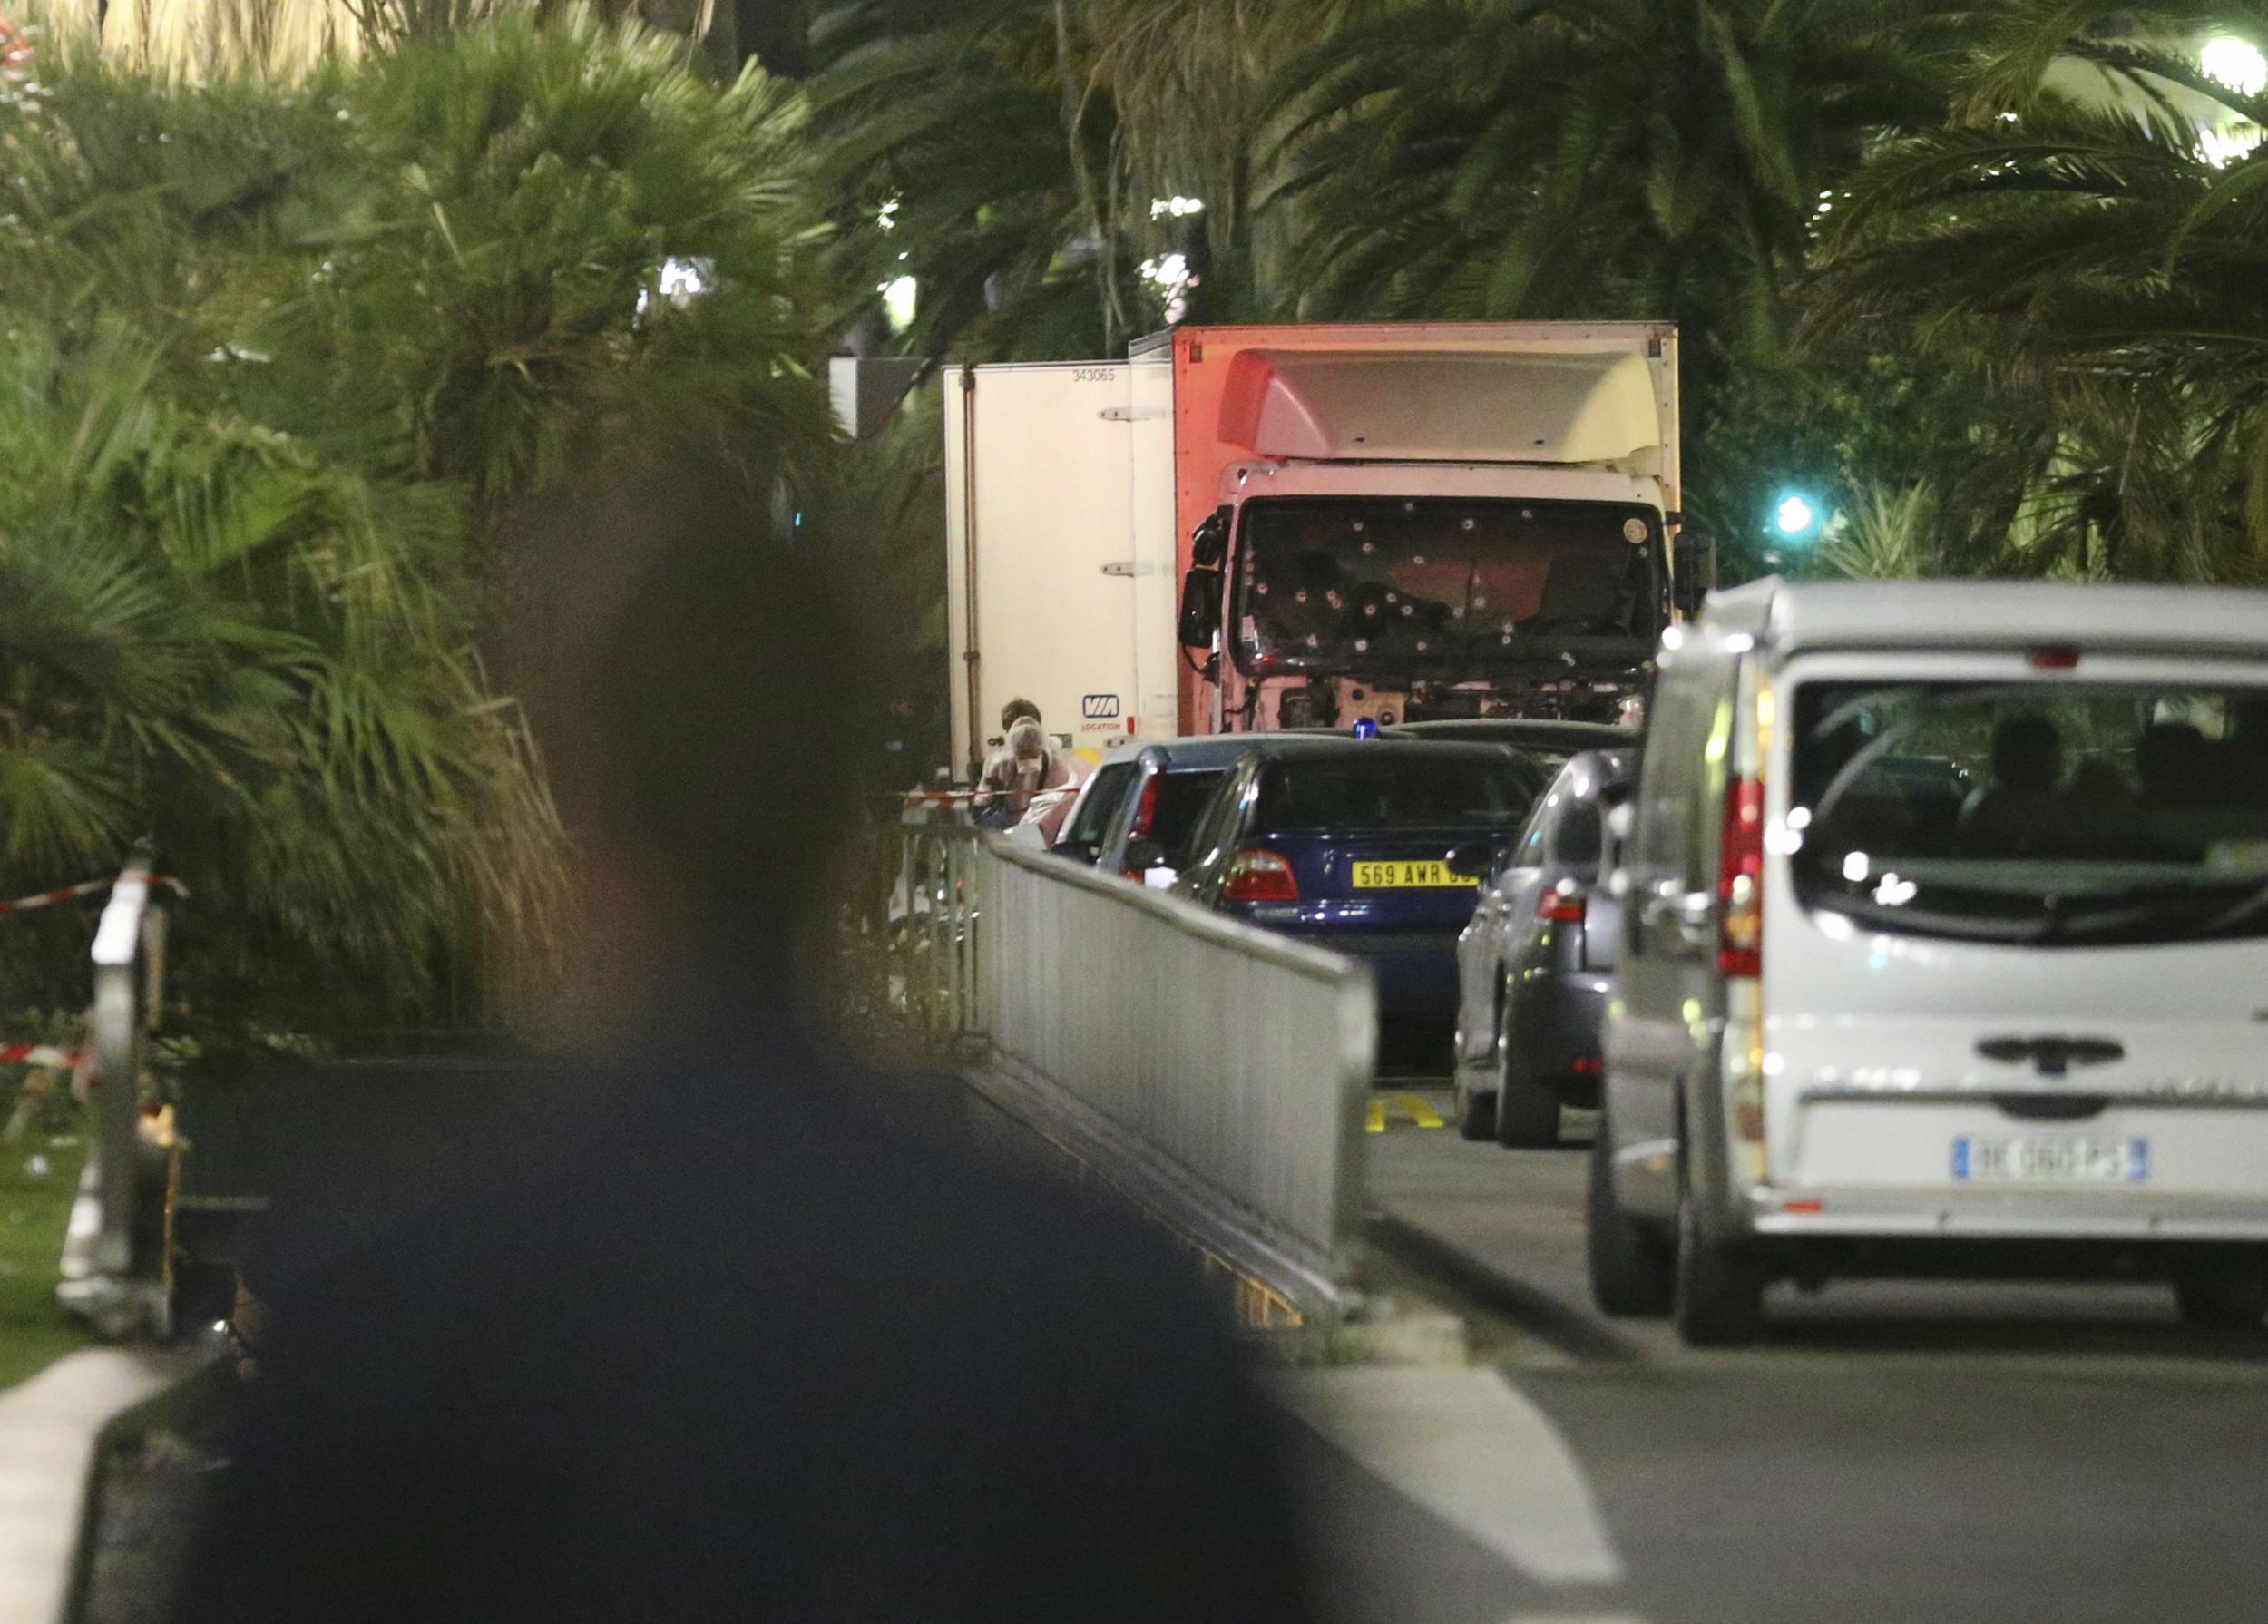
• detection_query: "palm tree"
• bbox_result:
[1269,0,1955,348]
[0,15,841,1037]
[810,0,1140,358]
[1813,1,2268,569]
[0,325,568,1037]
[807,0,1413,358]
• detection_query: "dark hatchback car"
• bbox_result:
[1452,748,1636,1146]
[1173,741,1547,1030]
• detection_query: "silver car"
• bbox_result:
[1452,749,1636,1146]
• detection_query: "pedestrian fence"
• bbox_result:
[54,854,174,1341]
[899,824,1375,1319]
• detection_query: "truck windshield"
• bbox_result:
[1233,497,1662,675]
[1787,680,2268,946]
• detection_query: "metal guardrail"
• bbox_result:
[961,838,1375,1315]
[894,821,984,1038]
[57,855,171,1341]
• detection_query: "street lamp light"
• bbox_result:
[2202,34,2267,96]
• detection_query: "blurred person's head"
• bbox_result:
[495,457,869,1045]
[1008,718,1047,764]
[2139,721,2210,801]
[1991,715,2063,795]
[1001,697,1041,732]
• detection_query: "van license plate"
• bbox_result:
[1951,1136,2148,1184]
[1353,861,1475,889]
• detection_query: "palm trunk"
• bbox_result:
[1051,0,1124,352]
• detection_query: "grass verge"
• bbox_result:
[0,1097,90,1392]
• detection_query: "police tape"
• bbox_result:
[0,873,188,918]
[0,1043,83,1070]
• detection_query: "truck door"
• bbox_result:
[944,363,1158,776]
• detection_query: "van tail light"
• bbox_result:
[1538,884,1587,925]
[1719,775,1765,978]
[1224,848,1300,904]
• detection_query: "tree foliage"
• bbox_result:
[1813,0,2268,572]
[0,10,837,1041]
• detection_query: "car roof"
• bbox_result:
[1696,577,2268,660]
[1390,719,1631,748]
[1090,731,1382,769]
[1551,747,1638,800]
[1248,739,1534,769]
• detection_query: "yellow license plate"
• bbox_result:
[1352,860,1475,889]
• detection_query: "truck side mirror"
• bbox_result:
[1190,505,1232,570]
[1672,532,1717,619]
[1178,566,1223,649]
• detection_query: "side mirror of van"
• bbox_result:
[1672,532,1717,620]
[1190,505,1232,569]
[1178,566,1223,649]
[1445,843,1497,881]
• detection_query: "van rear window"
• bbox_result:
[1787,681,2268,945]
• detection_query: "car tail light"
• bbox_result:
[1121,773,1163,878]
[1128,773,1160,838]
[1224,847,1300,904]
[1538,883,1587,925]
[1718,774,1765,977]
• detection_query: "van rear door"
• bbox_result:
[1757,651,2268,1231]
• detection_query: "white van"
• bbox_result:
[1592,579,2268,1345]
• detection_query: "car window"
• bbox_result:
[1552,798,1605,867]
[1634,664,1727,890]
[1257,754,1534,832]
[1150,770,1229,866]
[1062,763,1138,849]
[1513,763,1585,866]
[1182,765,1249,877]
[1788,679,2268,945]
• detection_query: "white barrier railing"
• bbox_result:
[57,854,172,1342]
[970,838,1374,1312]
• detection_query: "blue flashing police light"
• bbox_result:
[1352,719,1382,739]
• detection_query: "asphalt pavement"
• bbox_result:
[1285,1085,2268,1624]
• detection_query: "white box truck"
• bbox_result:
[943,321,1697,776]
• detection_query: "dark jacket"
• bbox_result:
[173,1033,1315,1624]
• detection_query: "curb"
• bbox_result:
[0,1336,229,1624]
[1365,1210,1641,1366]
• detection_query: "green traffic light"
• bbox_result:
[1769,490,1824,543]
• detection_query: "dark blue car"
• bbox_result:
[1171,741,1546,1031]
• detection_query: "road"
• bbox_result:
[1282,1086,2268,1624]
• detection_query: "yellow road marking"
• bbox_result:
[1402,1093,1445,1130]
[1367,1095,1446,1132]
